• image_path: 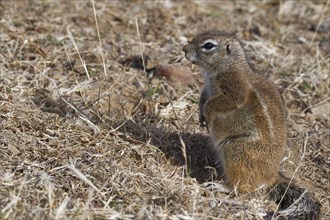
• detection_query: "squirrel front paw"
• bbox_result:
[203,105,212,126]
[199,113,206,127]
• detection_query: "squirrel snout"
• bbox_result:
[183,44,197,64]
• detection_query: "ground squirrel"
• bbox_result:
[183,30,320,220]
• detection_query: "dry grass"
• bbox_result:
[0,1,329,219]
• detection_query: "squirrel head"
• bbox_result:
[183,30,247,73]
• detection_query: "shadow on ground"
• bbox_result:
[119,119,222,183]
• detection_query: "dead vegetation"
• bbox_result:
[0,0,329,219]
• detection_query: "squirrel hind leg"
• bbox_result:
[206,146,225,180]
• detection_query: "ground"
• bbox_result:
[0,0,329,219]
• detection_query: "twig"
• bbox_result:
[301,97,330,114]
[62,98,100,133]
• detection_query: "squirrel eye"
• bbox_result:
[226,44,231,54]
[202,42,215,50]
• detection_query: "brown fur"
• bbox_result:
[183,30,320,219]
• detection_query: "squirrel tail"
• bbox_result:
[268,172,321,220]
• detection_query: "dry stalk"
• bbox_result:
[272,132,309,218]
[134,17,146,74]
[91,0,107,77]
[66,161,104,196]
[66,28,90,79]
[309,0,329,47]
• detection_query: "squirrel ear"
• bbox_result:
[226,44,231,55]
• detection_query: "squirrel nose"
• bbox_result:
[183,44,191,53]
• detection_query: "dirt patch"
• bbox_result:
[0,1,329,219]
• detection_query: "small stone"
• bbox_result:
[312,102,330,120]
